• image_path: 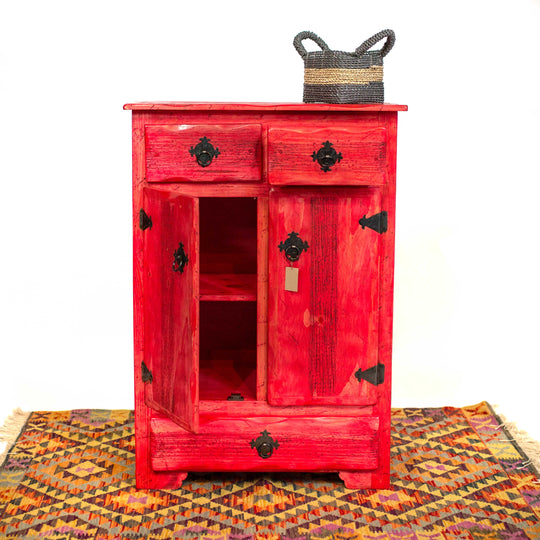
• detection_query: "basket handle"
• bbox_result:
[355,29,395,58]
[293,31,330,59]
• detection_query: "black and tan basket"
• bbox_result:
[293,29,395,104]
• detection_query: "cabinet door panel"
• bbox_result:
[268,188,381,406]
[143,188,199,432]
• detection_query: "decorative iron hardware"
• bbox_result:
[227,392,245,401]
[359,211,388,234]
[354,363,385,386]
[250,430,279,459]
[173,242,189,273]
[139,209,152,230]
[141,361,153,383]
[278,231,309,262]
[189,136,220,167]
[312,140,342,172]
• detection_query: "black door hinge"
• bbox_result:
[355,363,385,386]
[359,211,387,234]
[141,361,153,383]
[139,209,152,230]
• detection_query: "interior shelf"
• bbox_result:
[200,274,257,301]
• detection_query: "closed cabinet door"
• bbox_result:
[268,188,384,406]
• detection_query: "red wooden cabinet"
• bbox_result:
[125,102,407,489]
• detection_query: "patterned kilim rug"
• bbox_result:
[1,402,539,539]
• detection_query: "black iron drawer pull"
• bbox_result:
[250,430,279,459]
[189,136,220,167]
[312,140,342,172]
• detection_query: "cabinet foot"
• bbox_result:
[339,471,389,489]
[136,470,188,490]
[339,471,372,489]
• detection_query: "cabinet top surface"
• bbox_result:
[123,102,408,112]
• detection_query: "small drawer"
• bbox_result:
[151,415,379,472]
[268,125,387,185]
[145,124,262,182]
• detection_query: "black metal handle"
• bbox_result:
[250,430,279,459]
[189,136,220,167]
[278,231,309,262]
[173,242,189,273]
[312,141,342,172]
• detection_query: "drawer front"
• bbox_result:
[151,415,379,472]
[268,126,387,185]
[145,124,262,182]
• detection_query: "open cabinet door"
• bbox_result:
[268,187,382,406]
[143,187,199,433]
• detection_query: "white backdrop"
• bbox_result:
[1,0,539,439]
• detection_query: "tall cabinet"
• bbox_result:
[125,102,407,489]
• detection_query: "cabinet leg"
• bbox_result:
[339,471,372,489]
[136,469,188,490]
[339,471,389,489]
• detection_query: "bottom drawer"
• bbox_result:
[150,415,379,472]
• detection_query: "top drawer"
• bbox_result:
[145,124,262,182]
[267,125,387,185]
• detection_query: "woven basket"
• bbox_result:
[293,30,395,104]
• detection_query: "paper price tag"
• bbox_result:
[285,267,299,292]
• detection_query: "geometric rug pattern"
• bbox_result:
[1,402,539,539]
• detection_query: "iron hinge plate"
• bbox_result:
[139,209,152,231]
[354,363,385,386]
[359,211,387,234]
[141,361,153,383]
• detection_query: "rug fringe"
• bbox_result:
[492,404,540,479]
[0,408,31,467]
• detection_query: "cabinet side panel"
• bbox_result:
[372,111,398,488]
[133,113,188,488]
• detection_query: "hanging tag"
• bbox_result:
[285,267,299,292]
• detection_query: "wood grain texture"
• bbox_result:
[133,113,189,489]
[143,187,199,433]
[256,196,269,402]
[128,103,406,488]
[145,124,262,182]
[197,402,374,417]
[199,274,256,301]
[150,415,379,472]
[267,126,387,185]
[368,111,398,490]
[267,188,381,406]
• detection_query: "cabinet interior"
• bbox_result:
[199,197,258,401]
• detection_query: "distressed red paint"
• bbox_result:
[127,102,406,489]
